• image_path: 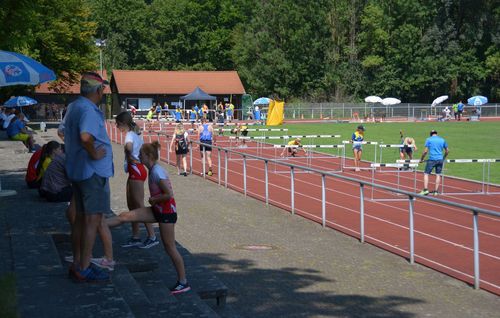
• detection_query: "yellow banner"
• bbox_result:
[266,100,284,126]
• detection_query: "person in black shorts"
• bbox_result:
[169,123,189,176]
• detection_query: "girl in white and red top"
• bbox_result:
[115,111,158,249]
[107,141,190,294]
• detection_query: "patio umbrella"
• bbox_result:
[0,50,56,87]
[3,96,38,108]
[381,97,401,106]
[467,96,488,106]
[253,97,272,105]
[364,96,382,103]
[431,95,448,107]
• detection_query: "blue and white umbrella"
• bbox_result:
[0,50,56,87]
[3,96,38,108]
[467,96,488,106]
[253,97,272,105]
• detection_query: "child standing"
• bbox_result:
[116,112,158,249]
[107,141,190,294]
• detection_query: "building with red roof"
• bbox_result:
[110,70,246,115]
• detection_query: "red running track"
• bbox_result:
[107,120,500,295]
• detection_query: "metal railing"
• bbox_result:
[106,122,500,291]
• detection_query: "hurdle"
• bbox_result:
[369,163,419,201]
[379,144,415,167]
[443,159,500,195]
[398,159,500,195]
[272,144,345,173]
[341,141,379,170]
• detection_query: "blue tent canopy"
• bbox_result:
[180,86,216,101]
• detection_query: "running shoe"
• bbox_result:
[419,189,429,195]
[170,281,191,294]
[91,257,116,271]
[71,265,110,283]
[431,191,439,196]
[207,170,213,176]
[139,237,160,249]
[121,237,143,248]
[183,172,188,177]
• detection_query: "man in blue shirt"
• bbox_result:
[64,72,114,282]
[6,111,35,151]
[419,130,449,195]
[457,101,465,121]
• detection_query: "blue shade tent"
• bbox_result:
[0,50,56,87]
[3,96,38,108]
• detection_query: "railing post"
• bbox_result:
[265,160,269,205]
[408,196,415,264]
[290,166,295,215]
[322,174,326,227]
[360,183,365,243]
[217,147,221,185]
[189,141,193,175]
[473,210,480,289]
[243,155,247,197]
[202,147,206,178]
[224,150,228,189]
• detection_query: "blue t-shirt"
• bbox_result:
[424,135,448,161]
[457,103,464,111]
[175,110,182,121]
[64,96,114,181]
[200,124,212,141]
[6,118,24,137]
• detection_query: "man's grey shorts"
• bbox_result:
[73,174,110,215]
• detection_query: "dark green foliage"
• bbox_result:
[1,0,497,102]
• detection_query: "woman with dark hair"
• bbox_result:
[115,111,158,249]
[36,141,62,183]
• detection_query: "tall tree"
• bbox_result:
[0,0,97,92]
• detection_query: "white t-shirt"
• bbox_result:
[124,131,144,171]
[2,113,15,129]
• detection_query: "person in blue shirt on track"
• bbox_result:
[351,125,365,172]
[197,117,216,176]
[419,130,449,195]
[457,101,465,121]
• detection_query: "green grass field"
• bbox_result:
[241,121,500,184]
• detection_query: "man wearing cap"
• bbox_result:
[64,72,114,282]
[351,125,365,171]
[419,130,449,195]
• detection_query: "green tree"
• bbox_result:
[0,0,97,94]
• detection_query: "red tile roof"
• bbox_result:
[111,70,245,95]
[36,71,110,94]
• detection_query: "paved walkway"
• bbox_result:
[1,128,499,317]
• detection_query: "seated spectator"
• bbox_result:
[25,147,44,188]
[36,141,62,184]
[0,106,7,129]
[6,111,35,151]
[39,151,72,202]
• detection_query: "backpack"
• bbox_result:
[176,133,187,151]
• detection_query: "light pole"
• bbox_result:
[95,39,106,77]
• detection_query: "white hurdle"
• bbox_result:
[272,144,345,173]
[369,162,419,201]
[379,144,415,165]
[398,159,500,195]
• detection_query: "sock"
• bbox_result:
[149,235,156,240]
[179,278,187,285]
